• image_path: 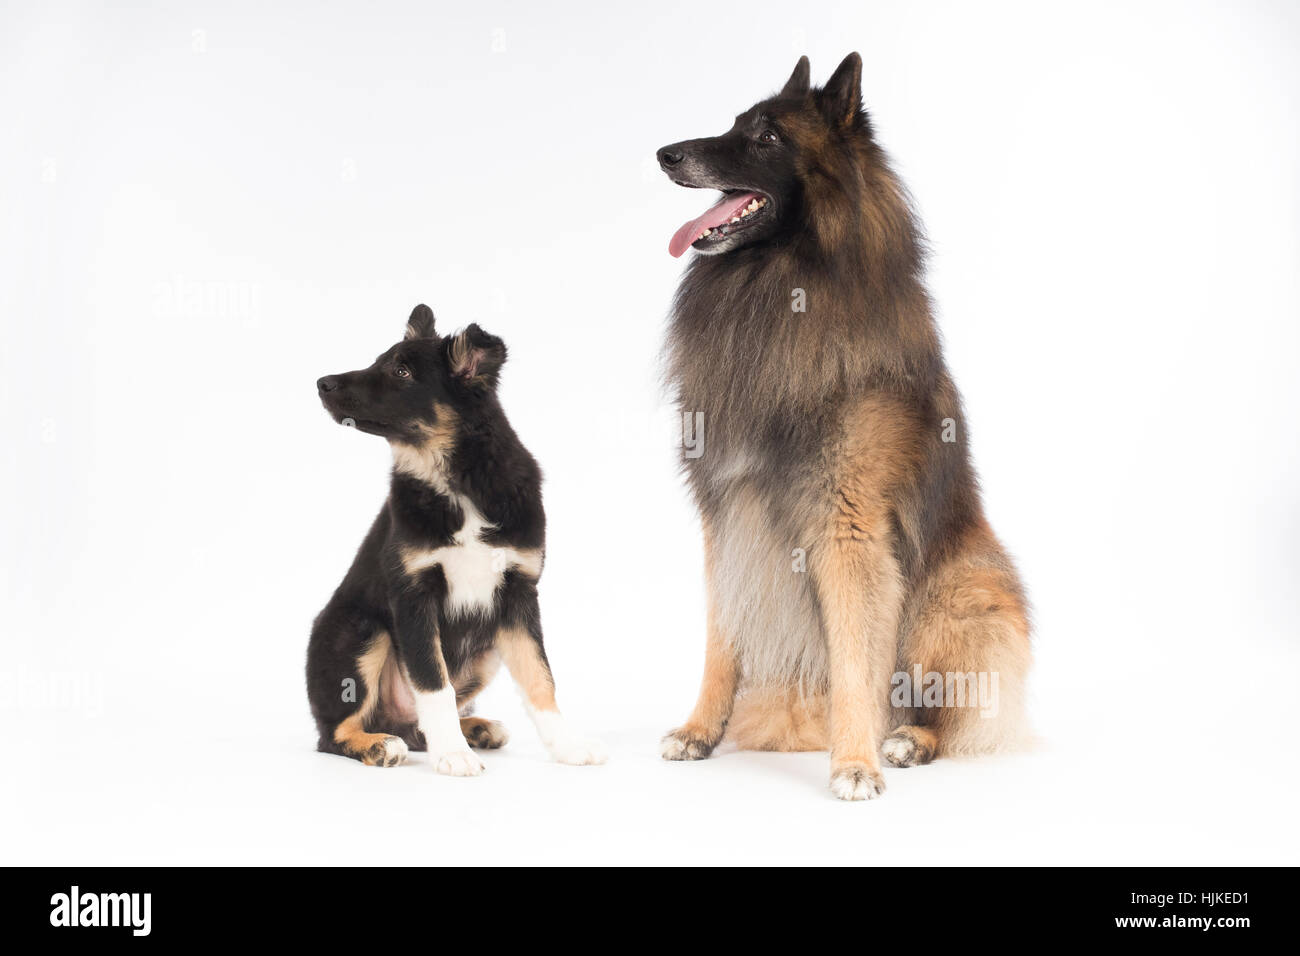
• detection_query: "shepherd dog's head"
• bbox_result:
[658,52,877,258]
[317,304,506,443]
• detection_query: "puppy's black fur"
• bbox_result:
[306,305,553,768]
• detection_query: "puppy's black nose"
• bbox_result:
[658,147,684,169]
[317,376,340,393]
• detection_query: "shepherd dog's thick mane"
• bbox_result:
[664,137,941,434]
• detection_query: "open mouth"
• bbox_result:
[668,190,770,258]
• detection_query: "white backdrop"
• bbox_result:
[3,0,1298,865]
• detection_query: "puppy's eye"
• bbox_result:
[759,130,779,144]
[394,365,410,379]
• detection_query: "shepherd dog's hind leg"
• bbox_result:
[881,725,939,768]
[890,527,1032,766]
[661,521,740,761]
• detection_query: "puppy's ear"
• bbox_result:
[449,324,506,387]
[780,55,810,97]
[405,304,437,340]
[820,52,863,128]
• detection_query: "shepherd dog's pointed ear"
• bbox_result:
[780,55,811,97]
[405,304,437,340]
[449,324,506,387]
[820,52,863,127]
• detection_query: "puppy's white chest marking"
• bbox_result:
[401,495,542,617]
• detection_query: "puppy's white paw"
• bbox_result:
[830,763,885,801]
[433,749,485,777]
[362,735,409,767]
[549,736,608,766]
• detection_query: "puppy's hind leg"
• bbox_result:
[460,716,509,750]
[316,631,409,767]
[455,652,509,749]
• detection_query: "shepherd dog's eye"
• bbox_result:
[759,129,779,144]
[394,365,410,378]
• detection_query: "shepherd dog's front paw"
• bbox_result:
[660,726,718,761]
[829,762,885,801]
[433,749,485,777]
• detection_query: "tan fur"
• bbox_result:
[728,687,828,751]
[332,632,404,765]
[661,520,740,757]
[390,404,459,488]
[496,628,557,713]
[459,716,509,749]
[700,397,1032,765]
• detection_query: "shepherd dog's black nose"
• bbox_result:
[657,146,684,169]
[317,376,341,393]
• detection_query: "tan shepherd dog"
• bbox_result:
[656,53,1031,799]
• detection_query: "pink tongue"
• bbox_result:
[669,192,762,258]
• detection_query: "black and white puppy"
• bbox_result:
[307,305,605,774]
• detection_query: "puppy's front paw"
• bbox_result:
[433,749,485,777]
[659,726,716,761]
[830,762,885,801]
[549,736,608,766]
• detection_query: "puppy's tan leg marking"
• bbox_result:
[662,521,739,761]
[332,632,409,767]
[814,397,919,801]
[460,716,509,750]
[497,628,606,766]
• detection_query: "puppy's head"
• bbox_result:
[316,304,506,443]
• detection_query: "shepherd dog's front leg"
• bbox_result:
[661,521,739,760]
[811,495,904,802]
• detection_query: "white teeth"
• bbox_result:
[699,197,768,242]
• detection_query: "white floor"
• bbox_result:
[9,661,1296,866]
